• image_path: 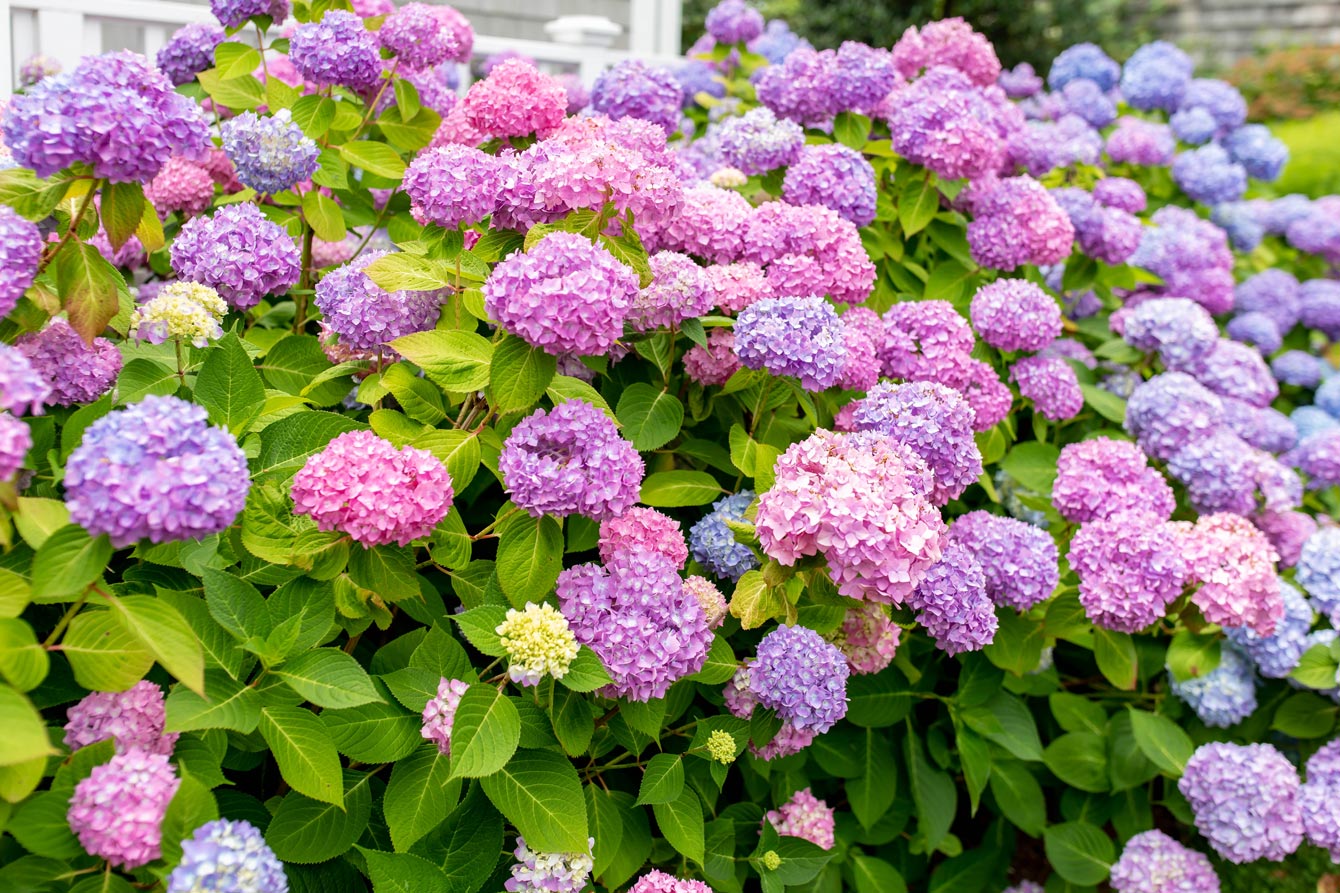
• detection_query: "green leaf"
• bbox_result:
[640,470,724,507]
[255,410,366,481]
[922,259,976,305]
[551,686,594,756]
[100,181,144,251]
[8,791,82,857]
[109,595,205,695]
[203,568,271,643]
[259,705,345,806]
[195,332,266,437]
[302,190,346,243]
[980,693,1043,761]
[1079,384,1127,424]
[687,635,736,685]
[348,545,420,602]
[989,760,1045,836]
[899,171,939,236]
[447,684,521,780]
[546,375,615,420]
[728,570,786,631]
[488,336,556,413]
[63,610,153,691]
[0,620,47,692]
[117,358,179,404]
[1166,630,1221,682]
[479,748,589,853]
[848,727,897,829]
[412,782,502,891]
[1128,708,1195,774]
[587,787,627,881]
[1271,692,1337,739]
[851,855,908,893]
[266,771,374,863]
[275,648,382,709]
[636,753,685,806]
[0,686,54,766]
[385,745,461,852]
[452,606,508,657]
[616,384,685,451]
[833,111,870,150]
[1094,627,1138,691]
[290,94,336,138]
[159,770,218,867]
[845,669,913,728]
[394,78,421,120]
[360,849,450,893]
[557,646,612,693]
[1000,441,1060,497]
[1043,732,1110,792]
[1049,692,1106,735]
[1044,821,1114,886]
[379,105,442,153]
[906,726,955,849]
[984,611,1046,675]
[213,41,263,78]
[390,330,493,393]
[496,513,563,608]
[56,242,126,342]
[340,141,406,179]
[323,698,422,763]
[653,787,705,865]
[0,168,70,221]
[1293,643,1340,690]
[414,432,482,492]
[30,525,111,602]
[165,672,261,734]
[957,726,991,815]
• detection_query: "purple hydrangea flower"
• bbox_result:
[483,232,638,357]
[1069,511,1185,632]
[782,143,876,227]
[1172,338,1278,409]
[705,0,764,44]
[1173,144,1248,205]
[1010,355,1083,420]
[850,381,983,505]
[947,510,1059,611]
[999,62,1043,98]
[749,20,811,64]
[1301,781,1340,862]
[1226,311,1282,354]
[1221,399,1298,454]
[1171,106,1218,145]
[1169,642,1258,727]
[290,10,381,91]
[559,550,712,701]
[0,343,52,416]
[1273,351,1327,388]
[832,41,899,113]
[63,680,177,755]
[967,176,1075,271]
[68,750,180,870]
[1236,269,1301,332]
[499,400,644,522]
[1119,41,1194,111]
[380,3,463,70]
[629,251,713,331]
[404,145,502,229]
[210,0,286,29]
[878,300,974,385]
[907,542,998,655]
[1213,202,1266,252]
[969,279,1062,352]
[1050,187,1143,264]
[591,60,682,135]
[1130,206,1236,315]
[689,491,759,582]
[1287,206,1340,265]
[1105,116,1176,166]
[1179,742,1303,863]
[504,836,594,893]
[714,107,804,175]
[1093,177,1146,213]
[673,61,725,107]
[1060,79,1117,128]
[1109,830,1220,893]
[1179,79,1248,134]
[1122,297,1219,368]
[1317,376,1340,417]
[1299,278,1340,338]
[3,51,209,182]
[1224,124,1289,181]
[1227,582,1314,678]
[0,206,42,319]
[1054,438,1175,523]
[754,47,839,127]
[0,414,30,481]
[887,69,1006,181]
[315,251,440,352]
[891,17,1001,86]
[734,295,846,391]
[156,22,224,86]
[1049,43,1120,91]
[167,819,288,893]
[65,396,249,547]
[171,203,301,310]
[747,625,849,732]
[221,109,319,195]
[1126,373,1225,461]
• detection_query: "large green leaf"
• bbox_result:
[989,760,1045,837]
[108,595,205,695]
[447,684,521,780]
[390,330,493,393]
[0,619,48,692]
[55,241,126,343]
[411,782,502,893]
[906,726,955,849]
[1044,821,1114,886]
[63,610,154,691]
[30,525,110,602]
[495,513,563,608]
[616,384,684,451]
[848,726,897,829]
[1094,627,1138,691]
[636,753,685,806]
[275,648,382,709]
[385,745,461,852]
[165,672,261,734]
[259,706,345,806]
[340,141,406,179]
[255,410,366,480]
[0,686,54,766]
[652,787,705,866]
[488,336,556,413]
[479,748,589,852]
[323,698,422,763]
[640,471,725,507]
[1043,732,1110,792]
[266,771,374,863]
[203,568,271,642]
[194,333,265,437]
[359,848,450,893]
[1128,708,1194,775]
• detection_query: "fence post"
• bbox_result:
[36,6,84,65]
[0,0,13,94]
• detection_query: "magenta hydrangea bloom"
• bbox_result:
[171,204,301,310]
[0,414,30,481]
[3,51,208,182]
[948,511,1058,611]
[421,677,469,755]
[484,232,638,357]
[879,300,974,386]
[960,360,1013,432]
[837,307,882,391]
[829,602,899,675]
[68,750,180,870]
[156,22,224,86]
[64,680,177,755]
[850,381,982,505]
[1178,513,1283,634]
[734,295,847,391]
[765,788,835,849]
[598,507,688,569]
[702,262,765,315]
[714,107,804,175]
[404,144,502,229]
[967,176,1075,271]
[1010,355,1083,420]
[590,59,682,135]
[166,819,289,893]
[886,71,1006,181]
[290,11,382,92]
[0,206,42,318]
[463,58,567,139]
[145,155,215,217]
[649,182,748,259]
[0,344,52,416]
[558,550,711,701]
[741,202,876,306]
[748,624,849,732]
[684,328,741,386]
[629,251,713,331]
[1109,830,1220,893]
[500,400,644,522]
[1053,438,1175,523]
[314,250,441,352]
[969,279,1062,353]
[627,871,714,893]
[1093,177,1147,213]
[908,542,998,655]
[1254,510,1317,569]
[1180,742,1303,863]
[891,17,1001,86]
[1069,512,1186,632]
[291,430,453,548]
[756,429,945,603]
[65,396,249,548]
[782,143,877,227]
[379,3,463,69]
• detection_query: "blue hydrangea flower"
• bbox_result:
[1227,582,1314,678]
[1224,124,1289,181]
[689,491,759,582]
[167,819,287,893]
[1048,43,1120,91]
[1212,202,1265,252]
[1273,351,1328,389]
[1169,644,1257,728]
[1298,528,1340,623]
[1119,41,1193,111]
[1173,144,1247,205]
[221,109,319,195]
[1170,106,1217,145]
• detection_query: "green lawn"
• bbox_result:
[1271,111,1340,198]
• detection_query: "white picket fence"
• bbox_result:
[1,0,681,94]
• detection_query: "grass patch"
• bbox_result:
[1271,111,1340,198]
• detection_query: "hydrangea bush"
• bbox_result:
[0,4,1337,893]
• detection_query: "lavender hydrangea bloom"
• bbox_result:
[1169,643,1258,727]
[1048,43,1121,91]
[705,0,764,44]
[171,204,301,310]
[1050,188,1142,264]
[379,3,463,70]
[1173,338,1278,409]
[1272,351,1327,388]
[1287,429,1340,489]
[1236,269,1301,332]
[0,414,30,481]
[591,60,683,135]
[404,145,502,229]
[947,510,1059,611]
[0,345,51,416]
[967,176,1075,271]
[1093,177,1146,213]
[629,251,713,331]
[1123,297,1218,368]
[1301,781,1340,862]
[754,47,839,127]
[969,279,1062,352]
[499,400,644,522]
[907,542,998,655]
[3,51,209,182]
[16,319,121,407]
[749,20,811,64]
[1010,355,1083,420]
[689,491,760,582]
[64,680,176,755]
[1173,144,1248,205]
[782,144,877,227]
[1053,438,1175,523]
[1105,116,1176,166]
[1299,279,1340,338]
[1060,79,1116,128]
[748,625,849,732]
[735,296,847,391]
[290,11,381,92]
[999,62,1043,98]
[315,251,440,352]
[1225,311,1282,354]
[1227,582,1314,678]
[221,109,319,195]
[504,837,595,893]
[65,396,249,547]
[156,22,224,86]
[1179,742,1303,863]
[1171,106,1218,145]
[1069,512,1185,632]
[1221,399,1297,454]
[1297,528,1340,622]
[1317,376,1340,417]
[850,381,983,505]
[1126,373,1225,461]
[166,819,288,893]
[1109,830,1220,893]
[832,41,899,113]
[1293,407,1340,444]
[1223,124,1289,181]
[673,61,725,107]
[210,0,286,29]
[0,206,42,318]
[483,232,639,357]
[1119,41,1194,111]
[714,107,804,175]
[1179,79,1248,134]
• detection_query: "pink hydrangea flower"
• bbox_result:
[64,680,177,755]
[764,787,836,849]
[68,750,180,870]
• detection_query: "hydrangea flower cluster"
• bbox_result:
[968,279,1062,353]
[1010,356,1083,420]
[714,107,804,175]
[68,750,180,869]
[291,430,453,547]
[16,319,120,407]
[420,677,469,755]
[627,871,714,893]
[1179,742,1303,863]
[1297,528,1340,622]
[828,603,899,674]
[379,3,464,69]
[463,59,568,139]
[1068,511,1186,632]
[497,602,582,687]
[908,542,997,655]
[0,206,41,318]
[1177,513,1282,634]
[1169,643,1258,727]
[504,837,595,893]
[171,204,301,310]
[403,145,501,229]
[500,400,644,522]
[64,680,177,755]
[290,11,382,92]
[599,507,687,569]
[590,60,682,135]
[0,414,30,481]
[966,176,1075,271]
[1109,830,1220,893]
[315,251,441,352]
[166,819,289,893]
[221,110,320,195]
[850,381,983,505]
[688,491,759,581]
[629,252,713,331]
[65,396,249,547]
[740,202,875,305]
[1053,438,1175,523]
[734,296,846,391]
[156,22,224,86]
[1226,582,1313,678]
[747,624,849,732]
[131,281,228,348]
[558,550,711,701]
[947,510,1058,611]
[765,788,835,849]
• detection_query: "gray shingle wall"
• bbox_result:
[1162,0,1340,67]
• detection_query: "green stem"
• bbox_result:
[471,506,522,541]
[41,180,102,273]
[352,61,400,141]
[43,591,90,648]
